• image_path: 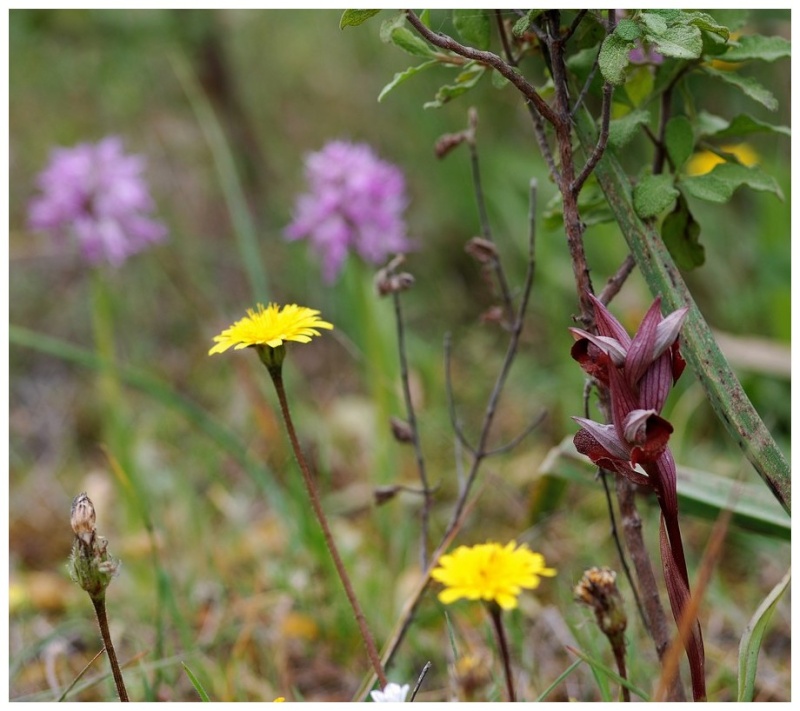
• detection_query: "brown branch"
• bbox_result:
[405,9,558,125]
[598,254,637,306]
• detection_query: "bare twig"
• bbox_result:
[465,112,515,323]
[443,180,538,538]
[405,10,558,125]
[598,254,637,306]
[572,78,613,196]
[410,661,432,702]
[390,278,434,569]
[494,10,516,67]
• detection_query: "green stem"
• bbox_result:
[90,595,129,702]
[268,370,388,688]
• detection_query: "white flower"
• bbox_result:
[370,682,410,703]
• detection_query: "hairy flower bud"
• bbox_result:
[575,567,627,638]
[71,492,96,546]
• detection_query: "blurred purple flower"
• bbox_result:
[285,141,412,283]
[28,136,167,267]
[629,41,664,65]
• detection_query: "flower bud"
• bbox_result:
[390,416,414,443]
[71,492,96,546]
[574,567,627,638]
[465,237,498,264]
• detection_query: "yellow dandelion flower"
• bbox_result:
[431,541,556,610]
[685,143,759,177]
[209,303,333,355]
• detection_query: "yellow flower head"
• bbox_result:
[685,143,759,177]
[431,541,556,610]
[209,303,333,356]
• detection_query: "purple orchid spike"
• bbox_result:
[28,136,167,267]
[285,141,413,283]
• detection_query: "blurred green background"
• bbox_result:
[9,9,790,702]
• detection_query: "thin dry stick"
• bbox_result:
[443,179,538,540]
[466,123,515,324]
[391,286,433,569]
[269,372,388,688]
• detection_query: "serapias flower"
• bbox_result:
[28,136,167,267]
[285,141,413,283]
[370,682,410,703]
[431,541,556,611]
[208,303,333,355]
[569,294,688,484]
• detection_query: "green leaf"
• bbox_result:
[661,195,704,270]
[608,108,651,149]
[598,32,635,85]
[633,174,679,218]
[680,162,783,203]
[665,115,694,169]
[379,11,406,43]
[182,662,211,701]
[702,65,778,111]
[512,9,544,38]
[424,62,486,108]
[339,9,381,30]
[491,68,510,89]
[723,34,791,63]
[419,9,431,28]
[615,18,641,42]
[540,436,791,540]
[624,64,654,107]
[452,9,490,50]
[696,111,790,140]
[378,60,437,102]
[389,26,436,58]
[687,11,730,40]
[646,22,703,59]
[738,569,791,702]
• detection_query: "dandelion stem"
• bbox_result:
[90,594,129,702]
[269,371,388,688]
[487,603,516,702]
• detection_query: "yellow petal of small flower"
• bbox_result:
[209,303,333,355]
[431,541,556,610]
[685,143,759,177]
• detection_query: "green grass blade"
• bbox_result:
[181,661,211,702]
[737,568,790,701]
[170,51,269,303]
[540,436,790,540]
[9,325,281,508]
[573,112,790,514]
[535,658,583,702]
[566,646,651,701]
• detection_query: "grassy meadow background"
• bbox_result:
[8,9,791,702]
